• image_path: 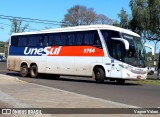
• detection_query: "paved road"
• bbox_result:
[0,62,160,108]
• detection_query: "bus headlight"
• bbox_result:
[119,64,146,74]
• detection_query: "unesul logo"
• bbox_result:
[24,46,61,56]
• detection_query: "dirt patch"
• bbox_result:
[0,100,14,108]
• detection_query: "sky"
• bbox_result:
[0,0,159,52]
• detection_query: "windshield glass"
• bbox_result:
[122,33,146,67]
[101,30,146,68]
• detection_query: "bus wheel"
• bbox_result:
[116,79,125,85]
[30,65,38,78]
[94,68,105,83]
[20,65,28,77]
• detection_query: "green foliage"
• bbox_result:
[113,8,130,29]
[0,41,5,53]
[129,0,160,61]
[135,79,160,86]
[0,41,4,47]
[115,0,159,43]
[129,0,160,40]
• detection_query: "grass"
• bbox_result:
[133,78,160,86]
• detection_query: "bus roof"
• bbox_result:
[11,25,140,37]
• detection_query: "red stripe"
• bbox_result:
[48,46,104,56]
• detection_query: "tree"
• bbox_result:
[3,19,29,58]
[62,5,113,27]
[96,14,113,25]
[10,19,29,34]
[113,8,130,29]
[129,0,160,53]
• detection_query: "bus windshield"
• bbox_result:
[122,33,146,68]
[101,30,146,68]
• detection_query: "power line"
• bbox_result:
[0,22,38,31]
[0,14,64,25]
[0,17,62,25]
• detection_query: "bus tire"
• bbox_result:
[30,65,38,78]
[116,79,125,85]
[20,64,28,77]
[94,68,105,83]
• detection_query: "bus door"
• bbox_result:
[110,59,122,78]
[110,43,123,78]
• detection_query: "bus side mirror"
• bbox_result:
[144,44,154,55]
[111,38,129,50]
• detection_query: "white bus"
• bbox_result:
[7,25,150,84]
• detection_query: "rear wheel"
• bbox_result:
[94,68,105,83]
[20,64,28,77]
[30,65,38,78]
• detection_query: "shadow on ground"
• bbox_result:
[4,72,141,86]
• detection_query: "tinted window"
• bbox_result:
[11,36,19,46]
[93,30,101,46]
[101,30,125,61]
[68,33,75,45]
[49,34,60,46]
[40,35,48,46]
[11,30,101,47]
[18,36,28,46]
[61,33,68,45]
[76,32,83,45]
[28,36,40,46]
[75,30,101,46]
[83,31,94,45]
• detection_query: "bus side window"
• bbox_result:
[28,36,40,47]
[61,33,68,45]
[18,36,28,47]
[94,31,102,47]
[40,35,48,46]
[76,32,83,45]
[68,32,75,45]
[11,36,19,46]
[49,34,60,46]
[83,31,94,45]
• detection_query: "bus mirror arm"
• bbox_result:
[144,44,154,55]
[111,38,129,50]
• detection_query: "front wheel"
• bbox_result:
[94,68,105,83]
[20,65,28,77]
[30,65,38,78]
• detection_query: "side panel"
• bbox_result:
[8,46,104,76]
[46,56,75,75]
[7,56,21,71]
[8,46,47,73]
[75,57,103,76]
[7,55,47,73]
